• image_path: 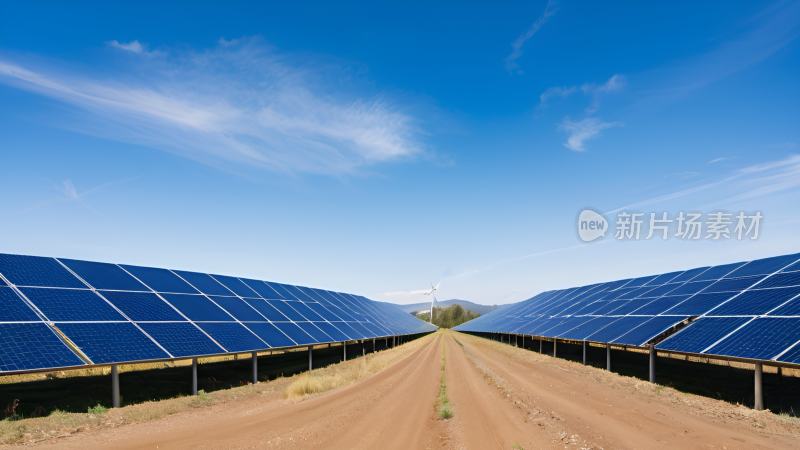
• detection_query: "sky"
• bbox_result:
[1,1,799,306]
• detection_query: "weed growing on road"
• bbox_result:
[87,403,108,415]
[437,336,454,420]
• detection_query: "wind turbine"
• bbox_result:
[423,280,441,323]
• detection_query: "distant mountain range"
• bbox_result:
[390,299,506,316]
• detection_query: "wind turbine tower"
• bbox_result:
[424,280,441,324]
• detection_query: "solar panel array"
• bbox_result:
[454,252,800,365]
[0,254,436,373]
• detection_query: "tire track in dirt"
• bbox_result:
[38,335,447,450]
[444,333,564,449]
[458,333,798,450]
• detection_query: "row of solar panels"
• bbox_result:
[0,254,437,373]
[453,252,800,365]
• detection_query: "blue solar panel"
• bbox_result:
[172,270,232,296]
[663,292,737,315]
[560,317,620,340]
[644,271,684,286]
[656,317,751,353]
[210,275,259,298]
[245,322,297,347]
[0,252,436,372]
[777,342,800,364]
[780,260,800,273]
[693,263,746,281]
[0,287,41,321]
[623,275,658,288]
[629,295,689,315]
[273,322,317,345]
[613,316,688,346]
[196,323,267,352]
[138,322,225,357]
[240,298,289,321]
[21,288,126,322]
[769,296,800,316]
[58,323,170,363]
[289,302,325,321]
[100,291,186,321]
[726,253,800,278]
[640,282,682,298]
[240,279,283,299]
[586,317,650,342]
[0,323,85,371]
[59,259,149,291]
[0,255,85,288]
[313,321,351,341]
[296,322,333,342]
[756,271,800,289]
[670,267,710,283]
[606,299,648,315]
[348,322,376,339]
[548,317,595,337]
[264,282,296,300]
[706,318,800,360]
[703,276,766,293]
[160,294,234,321]
[267,300,306,321]
[120,265,199,294]
[708,287,800,316]
[333,321,362,339]
[208,296,266,321]
[669,280,715,296]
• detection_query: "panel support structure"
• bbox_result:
[649,344,656,383]
[553,339,557,358]
[373,338,376,353]
[252,352,258,384]
[362,340,365,357]
[755,362,764,411]
[111,364,120,408]
[539,337,543,353]
[606,344,611,372]
[192,357,198,395]
[582,341,587,365]
[343,342,347,361]
[308,345,313,371]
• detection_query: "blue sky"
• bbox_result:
[1,1,799,305]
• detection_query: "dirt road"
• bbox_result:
[22,331,799,449]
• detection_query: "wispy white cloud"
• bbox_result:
[605,154,800,214]
[504,0,556,73]
[106,40,146,54]
[557,117,623,152]
[19,175,142,215]
[0,37,426,176]
[708,157,727,164]
[538,74,626,111]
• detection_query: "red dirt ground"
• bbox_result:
[16,331,800,449]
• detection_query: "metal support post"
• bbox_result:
[343,342,347,361]
[362,340,365,357]
[308,346,313,371]
[539,337,543,353]
[582,341,586,365]
[755,362,764,411]
[649,344,656,383]
[373,338,376,353]
[252,352,258,384]
[606,343,611,371]
[515,334,518,347]
[553,339,557,358]
[192,357,198,395]
[111,364,120,408]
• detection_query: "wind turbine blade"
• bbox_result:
[435,279,442,290]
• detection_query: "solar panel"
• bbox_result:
[0,252,436,374]
[454,252,800,365]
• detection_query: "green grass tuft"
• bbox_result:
[87,403,108,415]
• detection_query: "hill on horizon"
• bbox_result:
[390,299,504,316]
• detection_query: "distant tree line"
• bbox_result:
[415,304,480,329]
